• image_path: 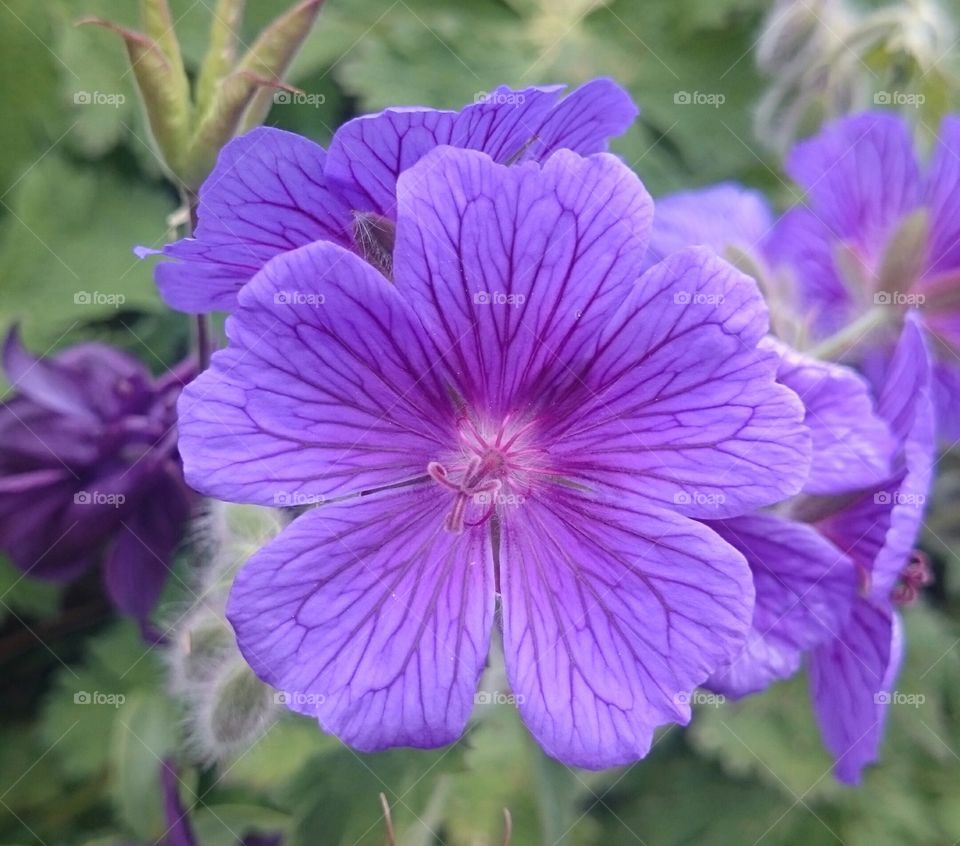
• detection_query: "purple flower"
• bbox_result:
[0,329,194,624]
[140,80,637,314]
[710,315,935,783]
[767,112,960,438]
[178,144,812,767]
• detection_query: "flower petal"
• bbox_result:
[809,602,902,784]
[923,115,960,277]
[325,80,637,217]
[786,112,921,254]
[706,513,856,697]
[547,247,811,518]
[227,489,495,752]
[819,315,935,602]
[766,339,895,495]
[150,128,353,313]
[393,145,652,417]
[499,488,753,768]
[644,183,773,269]
[177,240,453,505]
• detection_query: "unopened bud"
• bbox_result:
[207,662,277,753]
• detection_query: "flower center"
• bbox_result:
[891,550,932,605]
[429,413,545,534]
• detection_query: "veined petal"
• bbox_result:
[499,488,753,768]
[706,513,856,697]
[766,338,895,495]
[393,145,653,417]
[177,240,454,505]
[548,247,811,518]
[227,489,495,752]
[809,602,902,784]
[325,80,637,217]
[149,128,353,313]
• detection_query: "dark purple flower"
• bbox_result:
[0,329,194,623]
[177,145,812,767]
[139,80,638,314]
[766,112,960,438]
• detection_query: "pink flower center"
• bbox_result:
[429,413,546,533]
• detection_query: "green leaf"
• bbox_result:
[0,154,171,349]
[109,690,180,841]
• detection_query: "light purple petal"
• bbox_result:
[546,247,811,519]
[765,338,895,495]
[499,488,753,768]
[706,513,856,697]
[644,183,773,269]
[809,602,902,784]
[393,145,653,417]
[923,115,960,277]
[150,128,353,313]
[325,80,637,217]
[227,489,494,751]
[817,315,935,603]
[786,112,921,254]
[178,240,454,505]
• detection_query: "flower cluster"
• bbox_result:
[141,82,943,782]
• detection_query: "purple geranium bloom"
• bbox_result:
[141,80,637,314]
[710,315,935,783]
[178,144,812,767]
[0,329,194,624]
[766,112,960,438]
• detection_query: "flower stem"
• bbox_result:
[807,306,893,362]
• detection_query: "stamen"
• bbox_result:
[892,551,933,605]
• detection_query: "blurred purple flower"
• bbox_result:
[0,329,194,625]
[138,80,638,314]
[177,144,812,767]
[767,112,960,439]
